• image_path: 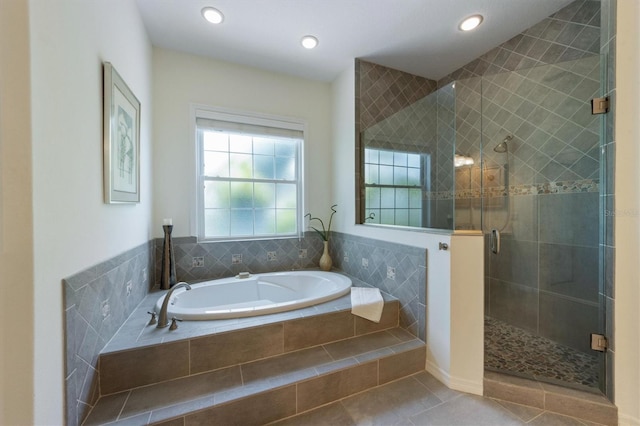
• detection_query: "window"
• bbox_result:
[195,108,303,241]
[363,148,427,227]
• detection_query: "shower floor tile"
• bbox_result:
[484,317,599,389]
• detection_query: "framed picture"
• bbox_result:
[103,62,141,203]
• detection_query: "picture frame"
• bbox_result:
[103,62,141,203]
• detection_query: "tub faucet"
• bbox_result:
[157,281,191,328]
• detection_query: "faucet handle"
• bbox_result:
[169,317,183,331]
[147,311,157,325]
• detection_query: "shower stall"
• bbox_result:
[452,54,607,392]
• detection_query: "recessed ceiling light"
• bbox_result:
[202,7,224,24]
[301,35,318,49]
[459,14,483,31]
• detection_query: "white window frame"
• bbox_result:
[191,105,305,242]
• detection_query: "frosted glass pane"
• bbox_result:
[409,209,422,227]
[366,187,380,208]
[229,134,252,153]
[276,184,297,208]
[254,155,274,179]
[254,182,275,208]
[203,131,228,151]
[204,151,228,177]
[204,209,229,237]
[379,150,394,165]
[407,153,421,168]
[396,209,409,226]
[408,167,421,186]
[204,181,230,208]
[395,188,409,208]
[394,152,407,166]
[253,138,274,155]
[230,182,253,208]
[275,140,296,157]
[394,166,408,185]
[276,209,296,233]
[380,209,394,224]
[275,157,295,180]
[230,153,253,178]
[366,164,379,184]
[255,209,275,235]
[409,189,422,208]
[230,209,253,235]
[381,188,395,208]
[379,165,393,185]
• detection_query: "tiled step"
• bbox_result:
[484,371,617,426]
[84,328,426,425]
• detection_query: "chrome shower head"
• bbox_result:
[494,135,512,153]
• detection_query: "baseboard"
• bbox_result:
[425,359,483,396]
[619,413,640,426]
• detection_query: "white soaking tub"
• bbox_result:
[154,270,352,320]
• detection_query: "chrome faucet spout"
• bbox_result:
[157,281,191,328]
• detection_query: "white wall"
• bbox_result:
[152,48,333,238]
[614,1,640,424]
[0,1,34,423]
[28,0,153,423]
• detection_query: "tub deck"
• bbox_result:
[84,277,427,425]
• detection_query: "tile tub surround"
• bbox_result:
[63,241,155,426]
[154,233,327,287]
[84,289,425,425]
[329,232,427,340]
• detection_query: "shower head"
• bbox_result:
[493,135,512,153]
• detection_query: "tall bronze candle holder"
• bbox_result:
[161,224,177,289]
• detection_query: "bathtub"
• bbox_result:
[154,270,352,320]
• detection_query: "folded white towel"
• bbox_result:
[351,287,384,323]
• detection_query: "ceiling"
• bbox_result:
[135,0,574,82]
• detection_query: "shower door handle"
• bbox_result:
[491,229,501,254]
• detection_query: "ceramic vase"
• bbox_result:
[319,240,332,271]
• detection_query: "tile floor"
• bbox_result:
[269,372,605,426]
[485,316,599,388]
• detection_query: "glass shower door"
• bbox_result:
[482,55,605,391]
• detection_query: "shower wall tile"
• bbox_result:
[488,238,539,289]
[488,279,538,333]
[438,0,601,87]
[538,192,599,247]
[539,292,598,353]
[510,195,539,242]
[539,243,599,303]
[63,241,154,425]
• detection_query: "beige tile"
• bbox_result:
[341,375,441,424]
[484,370,543,389]
[150,418,185,426]
[541,382,612,404]
[527,412,588,426]
[413,372,462,402]
[284,311,354,351]
[378,346,425,384]
[100,341,190,394]
[184,385,296,426]
[241,346,332,384]
[190,323,283,374]
[386,326,418,342]
[409,394,524,426]
[268,402,355,426]
[494,399,545,422]
[483,374,545,409]
[120,367,241,418]
[354,301,399,335]
[82,391,130,426]
[297,362,378,412]
[544,392,617,426]
[323,330,404,360]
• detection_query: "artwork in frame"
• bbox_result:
[103,62,141,203]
